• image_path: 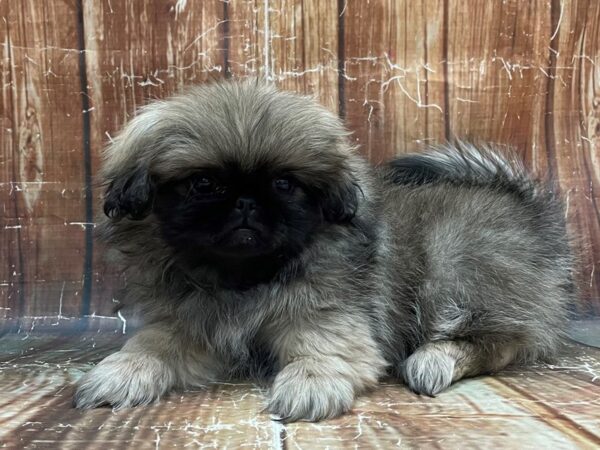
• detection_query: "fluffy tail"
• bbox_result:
[385,141,541,199]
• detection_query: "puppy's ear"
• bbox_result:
[322,180,360,223]
[103,166,155,221]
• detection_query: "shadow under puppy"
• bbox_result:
[74,80,574,422]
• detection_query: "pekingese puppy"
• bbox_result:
[74,80,574,421]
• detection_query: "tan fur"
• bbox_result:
[265,311,387,421]
[74,323,222,409]
[403,340,520,396]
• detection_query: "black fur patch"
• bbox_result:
[103,166,155,220]
[153,165,323,288]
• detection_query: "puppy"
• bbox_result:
[74,80,574,421]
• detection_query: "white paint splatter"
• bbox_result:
[550,0,564,41]
[175,0,188,18]
[117,310,127,335]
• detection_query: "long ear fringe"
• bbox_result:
[103,166,155,221]
[322,178,361,223]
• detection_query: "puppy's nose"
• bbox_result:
[236,197,257,212]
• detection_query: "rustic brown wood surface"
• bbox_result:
[1,0,599,325]
[0,335,598,448]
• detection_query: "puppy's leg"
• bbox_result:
[74,322,220,409]
[266,315,387,422]
[403,340,518,396]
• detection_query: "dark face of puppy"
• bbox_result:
[152,165,323,264]
[101,81,361,286]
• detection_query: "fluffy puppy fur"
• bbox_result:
[74,80,574,422]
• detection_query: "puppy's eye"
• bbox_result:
[193,176,217,194]
[176,175,226,198]
[274,178,294,193]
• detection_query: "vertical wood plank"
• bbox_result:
[263,0,339,113]
[1,0,87,321]
[226,0,261,78]
[580,0,600,313]
[546,0,600,315]
[82,0,227,316]
[0,0,21,322]
[445,1,552,169]
[343,0,446,162]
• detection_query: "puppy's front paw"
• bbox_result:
[267,360,355,422]
[403,345,455,396]
[74,351,175,410]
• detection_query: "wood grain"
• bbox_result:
[264,0,339,112]
[225,0,261,78]
[0,0,88,324]
[343,0,446,162]
[546,0,600,316]
[444,1,552,167]
[0,0,599,323]
[0,0,19,322]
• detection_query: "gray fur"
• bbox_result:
[74,80,574,421]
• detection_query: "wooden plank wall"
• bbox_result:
[1,0,599,331]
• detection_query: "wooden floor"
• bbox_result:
[1,334,599,449]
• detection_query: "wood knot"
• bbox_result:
[18,106,44,213]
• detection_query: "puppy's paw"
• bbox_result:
[74,351,175,410]
[267,360,355,422]
[403,345,455,396]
